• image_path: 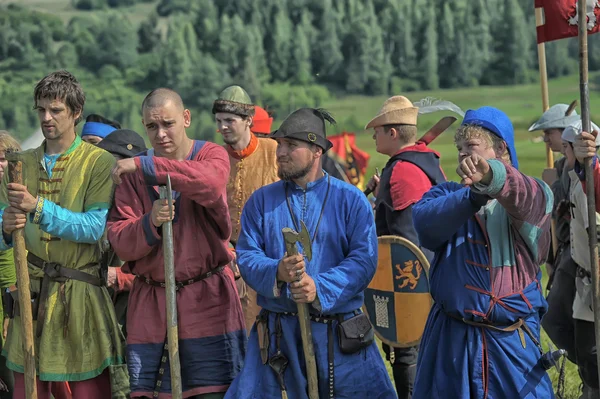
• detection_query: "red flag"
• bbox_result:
[328,132,370,189]
[536,0,600,43]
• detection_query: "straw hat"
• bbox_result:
[365,96,418,129]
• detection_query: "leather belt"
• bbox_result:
[137,265,225,291]
[26,252,103,338]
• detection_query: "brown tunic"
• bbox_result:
[225,133,278,332]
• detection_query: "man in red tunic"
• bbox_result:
[107,88,245,398]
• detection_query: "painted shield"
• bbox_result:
[363,235,432,348]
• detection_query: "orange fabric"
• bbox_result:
[251,106,273,134]
[226,133,259,160]
[115,266,135,292]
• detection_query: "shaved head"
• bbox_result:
[141,88,185,113]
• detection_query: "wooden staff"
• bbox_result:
[6,152,37,399]
[158,174,182,398]
[535,6,559,260]
[577,0,600,386]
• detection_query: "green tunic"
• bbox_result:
[0,249,16,325]
[0,137,127,383]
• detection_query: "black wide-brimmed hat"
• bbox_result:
[269,108,335,152]
[96,129,148,159]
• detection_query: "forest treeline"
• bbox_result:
[0,0,593,141]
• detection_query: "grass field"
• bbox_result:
[0,0,159,27]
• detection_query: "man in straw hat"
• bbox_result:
[411,106,555,398]
[213,86,279,333]
[364,95,446,399]
[224,107,395,398]
[529,104,581,376]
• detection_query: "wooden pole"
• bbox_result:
[577,0,600,386]
[536,6,559,261]
[7,155,37,399]
[158,175,182,399]
[282,225,319,399]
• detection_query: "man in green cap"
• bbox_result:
[213,85,278,333]
[529,104,580,370]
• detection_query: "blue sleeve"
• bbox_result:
[236,193,282,299]
[412,182,489,251]
[574,155,598,181]
[311,193,378,313]
[34,200,108,243]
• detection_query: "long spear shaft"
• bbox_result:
[6,154,37,399]
[159,174,182,398]
[578,0,600,386]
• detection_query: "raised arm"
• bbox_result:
[136,142,230,208]
[310,194,378,313]
[412,182,490,251]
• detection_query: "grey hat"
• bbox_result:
[529,104,580,132]
[561,119,600,145]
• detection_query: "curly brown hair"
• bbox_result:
[33,70,86,125]
[454,124,511,163]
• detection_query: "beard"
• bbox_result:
[277,158,315,181]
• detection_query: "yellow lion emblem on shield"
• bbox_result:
[395,260,423,290]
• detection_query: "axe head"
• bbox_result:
[5,148,23,162]
[282,220,312,261]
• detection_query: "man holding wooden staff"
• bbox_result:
[225,108,395,398]
[107,88,246,399]
[0,70,128,398]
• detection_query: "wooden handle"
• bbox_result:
[158,185,182,399]
[8,160,37,399]
[283,239,319,399]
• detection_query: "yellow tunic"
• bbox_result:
[0,136,127,384]
[225,135,278,331]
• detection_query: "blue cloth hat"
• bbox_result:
[461,106,518,169]
[81,121,117,139]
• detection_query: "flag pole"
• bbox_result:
[577,0,600,386]
[535,6,559,260]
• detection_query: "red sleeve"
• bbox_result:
[580,158,600,213]
[134,142,231,209]
[115,267,135,292]
[389,162,433,211]
[107,175,159,262]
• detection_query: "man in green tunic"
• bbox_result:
[0,70,128,399]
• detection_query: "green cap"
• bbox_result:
[212,85,255,117]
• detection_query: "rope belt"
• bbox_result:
[445,311,543,355]
[26,252,103,338]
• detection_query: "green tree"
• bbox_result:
[138,12,161,53]
[291,24,312,85]
[268,7,293,81]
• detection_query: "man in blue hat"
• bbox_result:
[411,106,555,398]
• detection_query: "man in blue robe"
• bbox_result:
[225,108,396,399]
[412,107,555,398]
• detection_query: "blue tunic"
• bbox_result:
[225,172,396,399]
[411,172,555,399]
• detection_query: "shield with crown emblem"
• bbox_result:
[362,235,433,348]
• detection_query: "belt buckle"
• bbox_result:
[160,282,166,288]
[206,272,212,278]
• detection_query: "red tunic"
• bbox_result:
[107,140,245,398]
